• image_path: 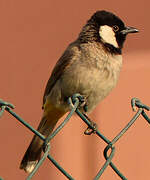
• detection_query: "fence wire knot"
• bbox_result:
[131,98,150,111]
[0,99,14,117]
[0,95,150,180]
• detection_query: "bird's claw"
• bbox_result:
[70,94,88,112]
[84,121,98,135]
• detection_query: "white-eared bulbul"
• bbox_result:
[20,10,139,173]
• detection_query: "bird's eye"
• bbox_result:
[113,25,119,32]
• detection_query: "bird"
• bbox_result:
[20,10,138,173]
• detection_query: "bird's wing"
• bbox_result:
[42,43,79,107]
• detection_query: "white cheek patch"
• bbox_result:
[99,25,119,48]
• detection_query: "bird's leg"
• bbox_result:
[83,113,98,135]
[74,94,98,135]
[76,95,98,135]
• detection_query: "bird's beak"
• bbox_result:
[120,26,139,35]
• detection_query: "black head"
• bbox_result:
[78,10,138,54]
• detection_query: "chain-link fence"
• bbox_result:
[0,94,150,180]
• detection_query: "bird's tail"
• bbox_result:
[20,106,65,173]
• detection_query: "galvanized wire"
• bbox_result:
[0,95,150,180]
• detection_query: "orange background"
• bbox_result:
[0,0,150,180]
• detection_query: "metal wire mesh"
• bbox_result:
[0,94,150,180]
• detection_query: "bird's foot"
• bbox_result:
[84,121,98,135]
[79,97,88,112]
[69,94,88,112]
[75,94,88,112]
[83,114,98,135]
